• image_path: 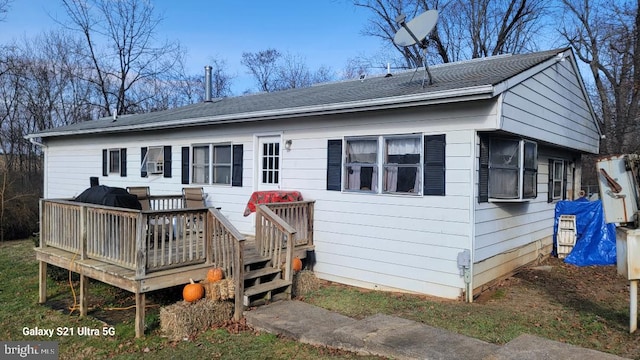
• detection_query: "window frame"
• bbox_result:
[344,136,379,193]
[191,144,210,184]
[190,143,234,185]
[343,134,424,196]
[485,137,538,202]
[142,146,164,175]
[108,148,121,174]
[550,159,566,201]
[212,144,232,185]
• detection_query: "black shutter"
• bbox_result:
[181,147,190,184]
[232,144,243,187]
[327,139,342,191]
[424,135,446,196]
[547,159,554,203]
[120,148,127,177]
[102,149,108,176]
[478,137,489,203]
[163,146,172,178]
[141,147,148,178]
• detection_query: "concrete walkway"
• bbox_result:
[244,300,629,360]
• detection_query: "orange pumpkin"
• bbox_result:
[292,257,303,272]
[183,279,204,302]
[207,267,224,282]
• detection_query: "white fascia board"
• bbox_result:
[28,85,495,138]
[491,51,567,97]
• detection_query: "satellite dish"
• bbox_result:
[393,10,438,48]
[392,10,439,86]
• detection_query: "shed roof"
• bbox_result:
[30,48,572,138]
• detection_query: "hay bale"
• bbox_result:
[202,279,235,300]
[292,270,320,298]
[160,299,233,341]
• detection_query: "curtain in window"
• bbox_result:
[385,164,398,192]
[387,137,420,155]
[347,165,377,191]
[347,140,377,162]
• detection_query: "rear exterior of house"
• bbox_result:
[30,48,600,300]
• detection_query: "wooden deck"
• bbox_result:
[36,197,315,337]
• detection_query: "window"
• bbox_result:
[192,145,210,184]
[330,134,445,196]
[212,145,231,184]
[479,136,538,202]
[140,146,171,178]
[384,136,421,193]
[109,149,120,174]
[345,138,378,191]
[188,144,241,186]
[261,142,280,185]
[142,146,164,174]
[548,159,567,202]
[102,148,126,177]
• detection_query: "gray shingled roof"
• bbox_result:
[30,48,566,138]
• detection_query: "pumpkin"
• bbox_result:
[207,267,224,282]
[183,279,204,302]
[292,257,303,272]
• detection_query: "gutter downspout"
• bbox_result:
[467,131,477,303]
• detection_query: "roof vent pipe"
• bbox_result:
[204,65,212,102]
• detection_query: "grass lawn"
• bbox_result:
[0,239,382,359]
[3,238,640,359]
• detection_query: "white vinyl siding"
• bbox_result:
[500,59,599,154]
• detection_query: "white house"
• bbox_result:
[27,47,601,301]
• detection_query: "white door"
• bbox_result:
[257,135,281,191]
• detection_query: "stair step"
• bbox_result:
[244,279,291,300]
[244,266,281,281]
[244,253,271,266]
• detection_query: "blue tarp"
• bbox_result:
[553,198,617,266]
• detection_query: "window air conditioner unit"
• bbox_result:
[146,161,163,174]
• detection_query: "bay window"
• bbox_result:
[479,136,538,202]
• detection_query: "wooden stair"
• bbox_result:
[242,245,292,307]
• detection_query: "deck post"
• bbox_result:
[38,261,47,304]
[307,201,314,247]
[38,200,47,304]
[234,240,245,320]
[135,292,145,338]
[135,213,146,279]
[79,274,88,317]
[79,205,87,260]
[206,212,213,265]
[284,232,294,283]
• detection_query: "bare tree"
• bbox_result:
[0,0,10,21]
[241,49,282,92]
[354,0,548,69]
[60,0,183,116]
[209,58,234,98]
[560,0,639,155]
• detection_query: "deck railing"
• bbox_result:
[40,199,211,275]
[265,200,315,248]
[207,208,245,320]
[255,204,297,282]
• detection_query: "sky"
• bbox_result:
[0,0,384,94]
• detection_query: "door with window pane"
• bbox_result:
[257,136,281,191]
